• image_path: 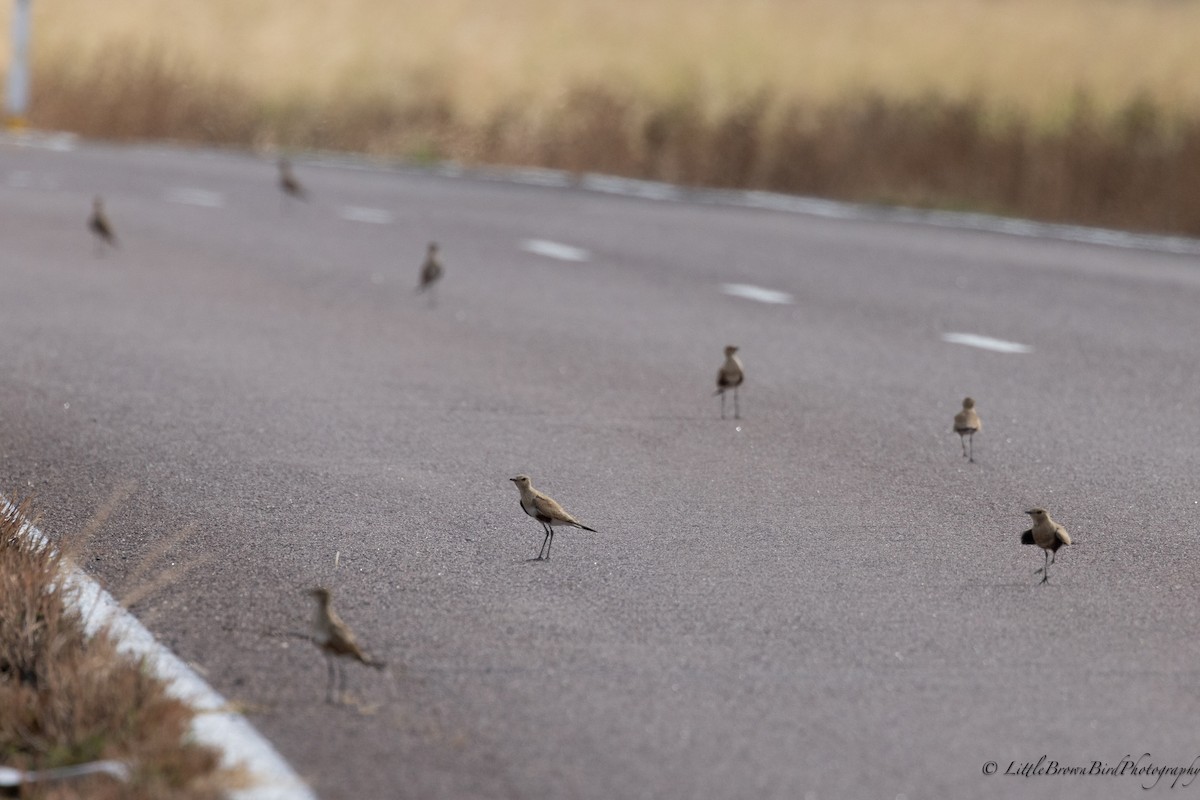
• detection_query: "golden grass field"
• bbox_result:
[4,1,1200,232]
[8,0,1200,120]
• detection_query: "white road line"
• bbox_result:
[720,283,795,305]
[444,161,1200,257]
[2,498,315,800]
[338,206,394,224]
[579,174,682,202]
[521,239,590,262]
[941,332,1033,354]
[721,189,1200,256]
[0,130,77,151]
[492,167,572,188]
[165,188,225,208]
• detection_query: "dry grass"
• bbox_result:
[0,497,227,800]
[4,0,1200,235]
[11,0,1200,119]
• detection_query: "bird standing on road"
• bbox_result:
[1020,508,1071,585]
[416,242,444,305]
[510,475,596,561]
[953,397,982,462]
[714,345,744,419]
[307,587,385,703]
[278,158,307,207]
[88,196,117,254]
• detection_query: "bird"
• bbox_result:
[953,397,982,462]
[416,242,444,305]
[509,475,596,561]
[278,157,307,206]
[714,345,744,419]
[307,587,385,703]
[1020,508,1071,585]
[87,196,117,254]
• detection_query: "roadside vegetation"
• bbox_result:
[0,497,228,799]
[6,0,1200,235]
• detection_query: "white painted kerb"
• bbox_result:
[3,499,316,800]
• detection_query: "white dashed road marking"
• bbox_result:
[720,283,795,305]
[165,188,225,208]
[338,206,394,224]
[521,239,590,262]
[941,332,1033,354]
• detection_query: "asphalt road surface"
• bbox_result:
[2,137,1199,800]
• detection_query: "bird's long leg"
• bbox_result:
[537,524,551,560]
[325,655,337,704]
[968,433,974,463]
[734,386,740,420]
[1039,550,1050,584]
[546,529,553,560]
[338,661,349,703]
[720,391,726,420]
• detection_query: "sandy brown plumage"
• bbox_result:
[953,397,981,462]
[714,345,744,419]
[416,242,444,303]
[278,158,307,201]
[510,474,596,561]
[1019,508,1071,584]
[88,196,117,253]
[308,587,384,703]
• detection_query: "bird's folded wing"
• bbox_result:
[327,612,361,652]
[532,493,570,522]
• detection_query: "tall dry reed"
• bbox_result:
[24,50,1200,236]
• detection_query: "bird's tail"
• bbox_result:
[577,523,597,533]
[1020,529,1035,545]
[365,658,386,670]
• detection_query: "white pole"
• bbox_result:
[5,0,32,130]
